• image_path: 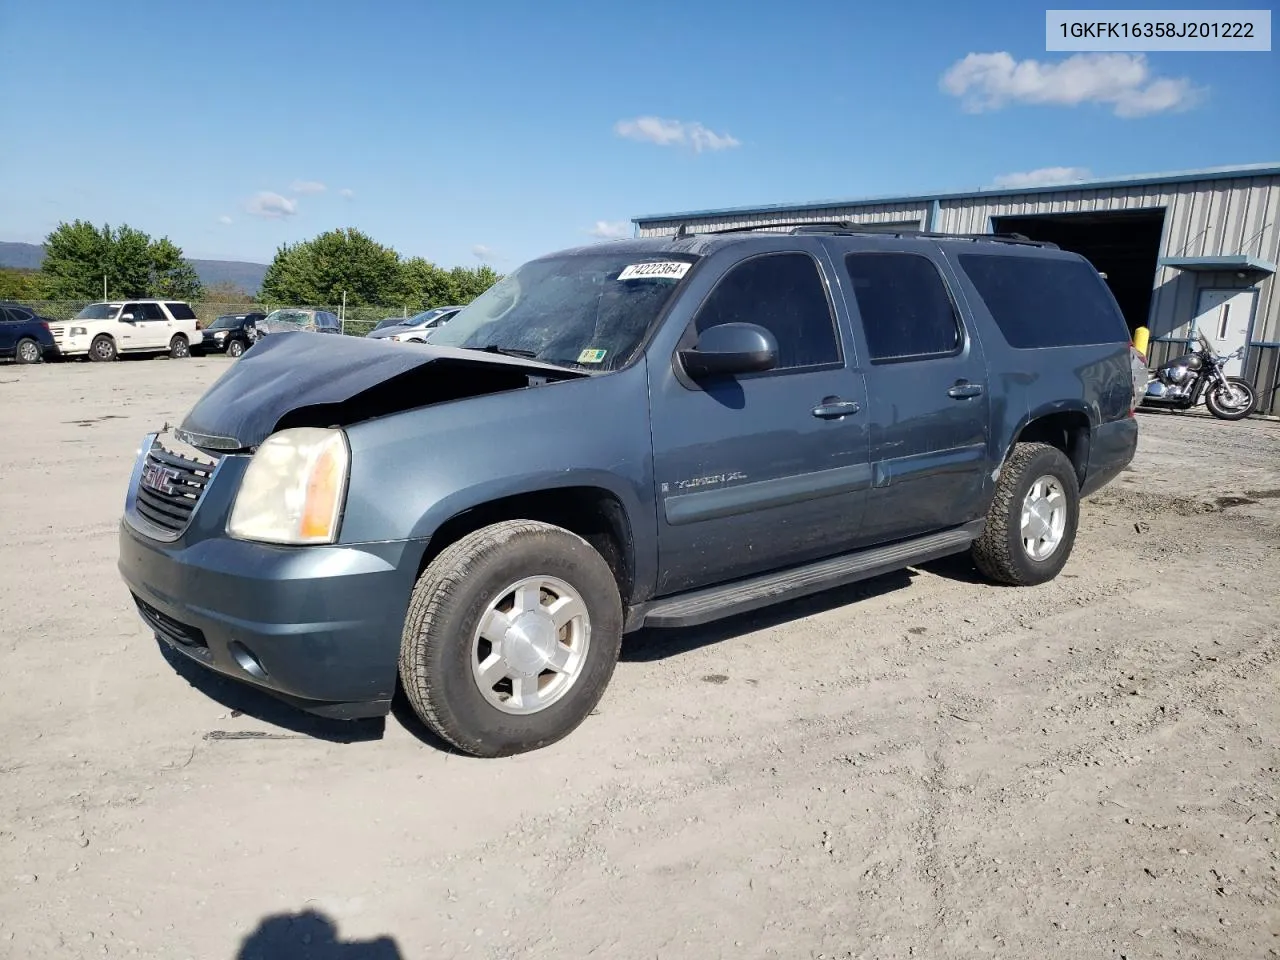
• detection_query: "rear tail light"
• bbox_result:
[40,321,49,331]
[1128,344,1146,415]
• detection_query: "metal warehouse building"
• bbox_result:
[632,162,1280,415]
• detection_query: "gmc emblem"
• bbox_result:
[141,462,181,497]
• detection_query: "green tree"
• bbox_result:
[399,257,457,309]
[0,267,45,300]
[449,264,501,303]
[39,220,110,299]
[261,228,402,306]
[38,220,203,300]
[149,237,204,300]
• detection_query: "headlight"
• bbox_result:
[227,428,349,544]
[70,326,87,336]
[214,331,227,339]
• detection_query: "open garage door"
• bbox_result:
[991,209,1166,336]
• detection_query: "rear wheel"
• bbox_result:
[15,338,41,364]
[168,334,190,359]
[1205,377,1255,420]
[398,519,623,757]
[972,442,1080,586]
[88,335,117,362]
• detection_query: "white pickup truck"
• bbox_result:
[50,300,201,361]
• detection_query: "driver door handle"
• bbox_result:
[947,381,984,399]
[812,398,861,419]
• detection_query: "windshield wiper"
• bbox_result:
[473,343,539,359]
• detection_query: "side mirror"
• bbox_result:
[120,313,135,322]
[678,322,778,380]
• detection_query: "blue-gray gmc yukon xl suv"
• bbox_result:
[118,225,1140,757]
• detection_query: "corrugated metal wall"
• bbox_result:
[635,174,1280,413]
[634,203,929,237]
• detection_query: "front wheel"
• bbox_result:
[1205,377,1255,421]
[15,338,42,364]
[398,519,623,757]
[972,442,1080,587]
[88,335,117,362]
[227,338,246,358]
[168,334,190,359]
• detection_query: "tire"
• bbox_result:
[168,334,190,359]
[88,335,117,362]
[1204,377,1255,421]
[227,338,246,358]
[15,338,42,364]
[398,519,623,758]
[972,442,1080,587]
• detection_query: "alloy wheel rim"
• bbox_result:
[470,575,591,715]
[19,341,39,362]
[1020,475,1067,561]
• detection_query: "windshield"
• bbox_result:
[263,309,312,327]
[75,303,121,320]
[428,253,696,370]
[373,316,406,331]
[208,315,242,330]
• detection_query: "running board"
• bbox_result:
[631,524,981,631]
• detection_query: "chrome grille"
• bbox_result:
[134,435,220,534]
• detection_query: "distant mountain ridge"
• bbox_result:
[0,241,268,295]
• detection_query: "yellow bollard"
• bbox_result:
[1132,325,1150,359]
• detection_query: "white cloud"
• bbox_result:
[339,188,355,199]
[217,215,233,225]
[614,116,741,152]
[587,220,631,240]
[290,180,327,195]
[245,192,298,220]
[991,166,1092,189]
[472,244,495,261]
[940,52,1203,118]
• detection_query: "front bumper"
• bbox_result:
[117,441,426,719]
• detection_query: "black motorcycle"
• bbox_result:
[1140,331,1256,421]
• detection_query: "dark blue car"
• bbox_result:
[0,302,58,363]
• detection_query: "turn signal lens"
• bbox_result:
[228,428,349,544]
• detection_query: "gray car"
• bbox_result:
[255,308,342,337]
[118,225,1139,758]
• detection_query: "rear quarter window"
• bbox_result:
[165,302,198,321]
[956,253,1129,349]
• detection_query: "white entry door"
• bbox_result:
[1192,289,1255,376]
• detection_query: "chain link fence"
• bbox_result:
[7,300,435,338]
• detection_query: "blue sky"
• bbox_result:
[2,0,1277,269]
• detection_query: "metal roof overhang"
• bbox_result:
[1157,255,1277,274]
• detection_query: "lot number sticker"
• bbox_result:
[577,348,608,364]
[617,261,691,281]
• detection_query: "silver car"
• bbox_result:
[364,306,463,342]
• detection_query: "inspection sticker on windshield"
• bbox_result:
[577,348,608,364]
[617,261,691,282]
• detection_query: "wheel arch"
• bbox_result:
[411,483,639,606]
[1001,404,1093,490]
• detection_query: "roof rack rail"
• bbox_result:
[670,221,1056,247]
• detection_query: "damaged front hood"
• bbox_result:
[176,330,583,451]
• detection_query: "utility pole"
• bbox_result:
[341,290,347,334]
[103,274,107,300]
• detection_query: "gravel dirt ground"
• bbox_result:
[0,357,1277,960]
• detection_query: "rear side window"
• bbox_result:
[842,253,962,362]
[693,252,840,370]
[957,253,1128,349]
[140,303,167,320]
[165,302,197,320]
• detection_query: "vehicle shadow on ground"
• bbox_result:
[157,640,385,744]
[622,552,991,662]
[234,909,402,959]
